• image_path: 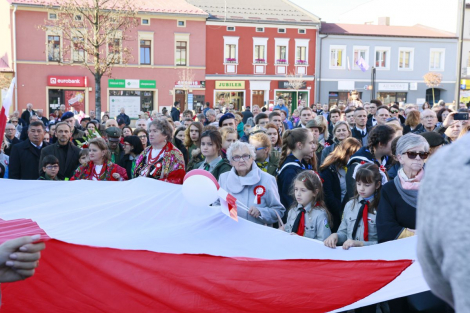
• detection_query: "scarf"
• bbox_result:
[352,200,369,241]
[291,202,320,236]
[256,161,268,172]
[394,168,423,208]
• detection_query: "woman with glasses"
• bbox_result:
[376,133,449,312]
[390,104,405,124]
[218,141,285,226]
[190,130,231,180]
[133,128,149,150]
[133,119,185,184]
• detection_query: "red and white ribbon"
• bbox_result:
[253,186,266,204]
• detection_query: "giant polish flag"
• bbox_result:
[0,178,429,312]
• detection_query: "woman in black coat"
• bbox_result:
[319,137,361,232]
[119,136,144,179]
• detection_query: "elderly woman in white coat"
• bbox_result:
[218,141,285,226]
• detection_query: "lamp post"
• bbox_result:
[371,67,376,100]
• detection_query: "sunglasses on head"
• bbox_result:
[404,151,429,160]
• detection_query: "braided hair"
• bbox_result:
[279,128,310,166]
[367,125,396,159]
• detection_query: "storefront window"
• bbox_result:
[377,92,407,105]
[215,91,244,111]
[275,91,309,112]
[109,90,154,118]
[48,89,85,116]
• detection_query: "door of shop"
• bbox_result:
[252,90,264,107]
[175,90,186,110]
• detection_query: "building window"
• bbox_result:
[278,28,286,33]
[141,18,150,25]
[254,45,265,63]
[398,48,414,70]
[178,21,185,27]
[296,46,307,64]
[330,45,345,68]
[256,27,264,32]
[430,48,445,71]
[227,26,235,31]
[276,46,287,63]
[72,37,85,63]
[48,35,60,62]
[353,46,368,70]
[140,40,151,65]
[225,44,237,62]
[176,41,187,66]
[108,38,121,64]
[375,47,390,69]
[298,29,306,34]
[48,12,57,20]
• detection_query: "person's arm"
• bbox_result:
[8,145,21,179]
[376,184,406,243]
[345,162,358,202]
[257,176,286,224]
[320,169,342,224]
[314,210,332,241]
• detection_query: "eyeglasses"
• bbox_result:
[45,165,59,170]
[231,154,251,162]
[391,110,399,114]
[255,147,267,151]
[403,151,429,160]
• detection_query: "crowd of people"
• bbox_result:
[1,96,468,312]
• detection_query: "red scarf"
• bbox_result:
[292,202,320,236]
[362,201,369,241]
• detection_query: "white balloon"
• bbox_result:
[182,175,219,207]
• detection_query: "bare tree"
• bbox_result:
[177,68,195,110]
[39,0,141,118]
[423,72,443,105]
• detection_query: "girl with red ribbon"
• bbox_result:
[324,163,384,250]
[283,171,333,240]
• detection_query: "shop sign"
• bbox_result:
[187,93,194,110]
[378,83,408,91]
[48,76,87,87]
[108,79,156,89]
[215,81,245,89]
[175,81,205,88]
[461,79,470,90]
[278,81,306,89]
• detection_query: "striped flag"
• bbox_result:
[0,178,429,312]
[0,78,15,148]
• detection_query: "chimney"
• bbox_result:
[378,17,390,26]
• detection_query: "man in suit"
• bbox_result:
[351,108,370,146]
[366,99,381,128]
[9,120,49,180]
[295,107,315,128]
[36,109,49,127]
[20,103,36,125]
[39,122,81,180]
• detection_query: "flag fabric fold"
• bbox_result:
[0,78,16,147]
[356,56,369,72]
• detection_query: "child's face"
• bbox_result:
[356,180,379,199]
[222,133,237,150]
[294,180,316,207]
[43,164,59,178]
[79,154,89,165]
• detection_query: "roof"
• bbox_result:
[7,0,208,16]
[320,22,458,39]
[0,58,13,73]
[186,0,320,25]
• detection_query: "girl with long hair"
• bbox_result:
[184,121,204,171]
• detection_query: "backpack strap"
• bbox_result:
[277,162,301,176]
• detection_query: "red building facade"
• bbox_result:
[188,0,320,111]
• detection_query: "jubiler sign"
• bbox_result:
[215,81,245,89]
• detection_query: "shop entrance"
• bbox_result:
[48,89,86,116]
[275,90,309,113]
[215,91,245,111]
[175,89,187,110]
[252,90,265,107]
[377,92,407,105]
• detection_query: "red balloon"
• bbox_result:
[183,170,220,189]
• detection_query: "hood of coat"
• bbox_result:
[226,162,262,194]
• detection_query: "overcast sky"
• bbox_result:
[291,0,459,34]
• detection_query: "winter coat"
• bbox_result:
[9,139,49,180]
[39,141,81,180]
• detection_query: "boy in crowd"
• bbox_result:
[38,155,60,180]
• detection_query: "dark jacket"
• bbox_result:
[4,137,21,156]
[72,128,86,144]
[109,144,125,165]
[351,127,370,146]
[277,154,313,221]
[345,146,393,201]
[411,124,437,135]
[119,154,136,180]
[319,165,348,233]
[366,115,376,128]
[39,116,49,127]
[118,113,131,126]
[9,139,49,180]
[242,109,253,124]
[21,110,36,124]
[387,163,400,180]
[376,180,417,243]
[171,107,180,121]
[195,158,232,181]
[39,141,81,180]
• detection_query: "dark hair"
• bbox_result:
[102,114,110,120]
[255,112,269,125]
[122,126,133,137]
[391,136,401,156]
[329,109,340,116]
[376,105,390,113]
[354,107,367,114]
[205,102,210,107]
[367,125,396,157]
[436,108,451,123]
[370,99,383,107]
[124,135,144,155]
[200,129,222,153]
[345,107,356,114]
[390,104,399,111]
[174,101,180,107]
[300,107,313,115]
[290,171,332,227]
[280,128,316,169]
[268,111,281,120]
[42,155,59,167]
[29,120,46,130]
[183,110,194,117]
[79,148,89,158]
[354,163,383,213]
[133,128,148,138]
